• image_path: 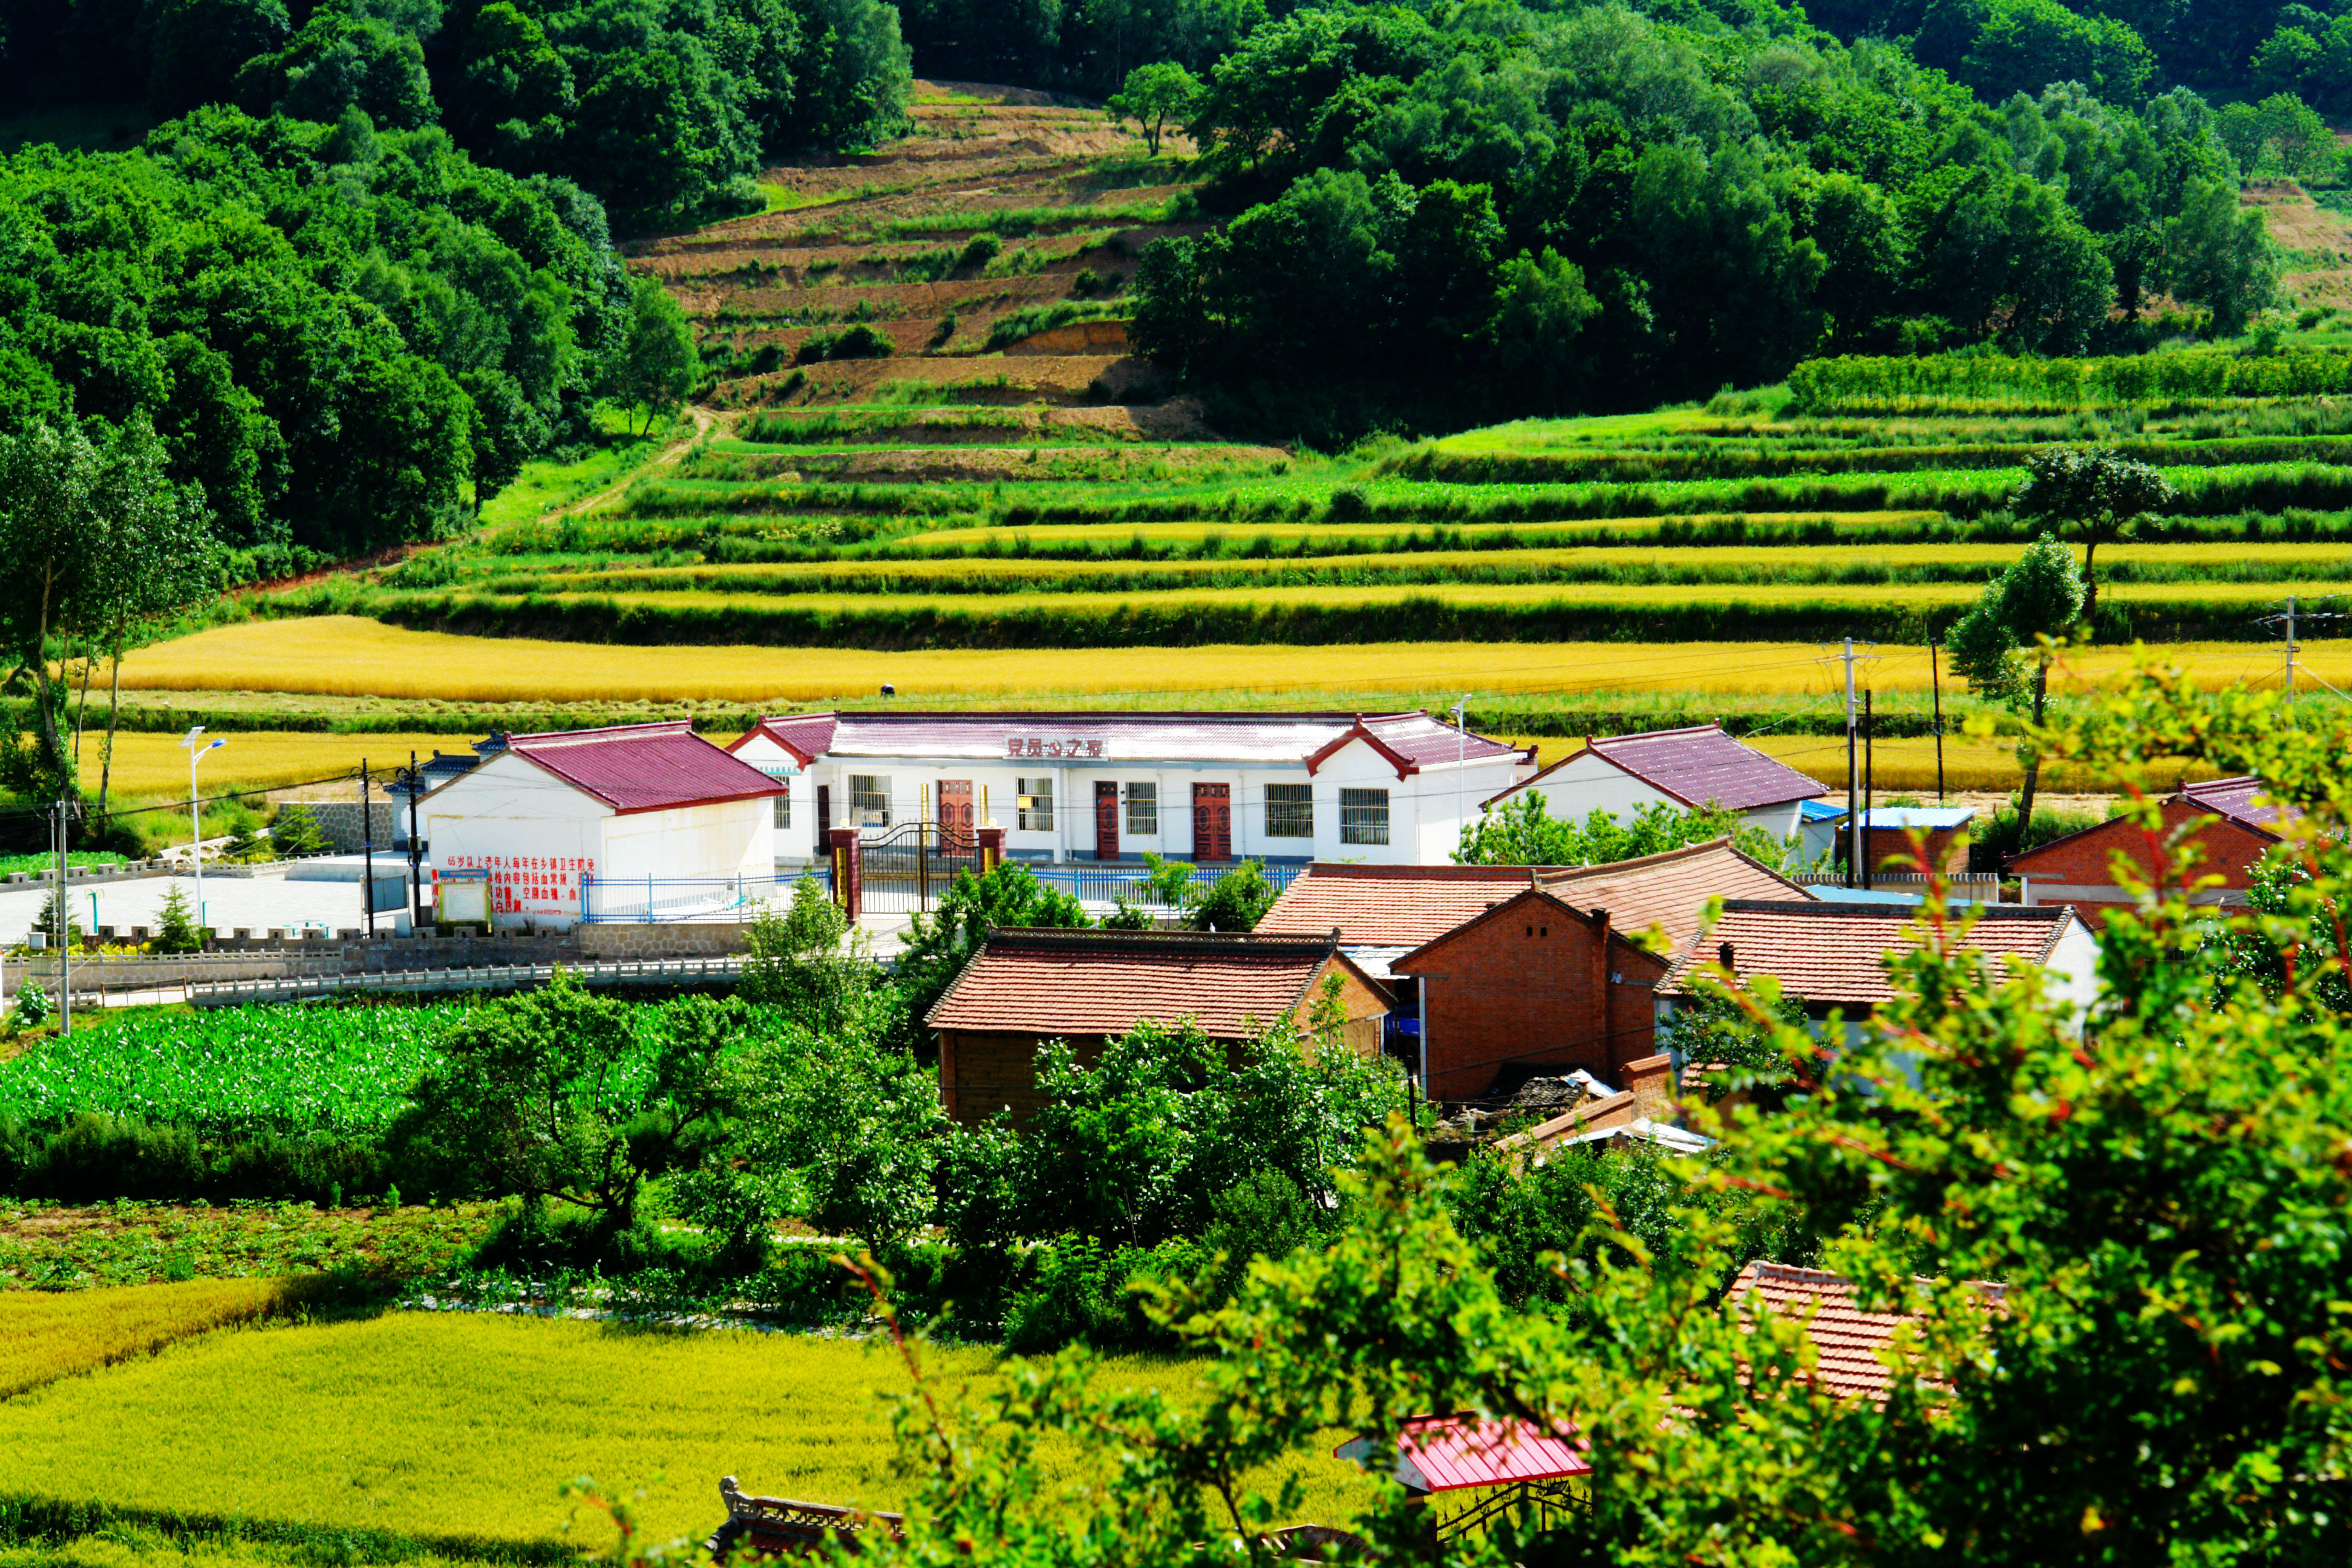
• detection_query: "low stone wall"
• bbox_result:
[279,800,405,854]
[578,923,754,959]
[1,859,175,890]
[7,927,588,995]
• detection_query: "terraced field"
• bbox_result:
[105,81,2352,794]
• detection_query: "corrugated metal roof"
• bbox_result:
[740,710,1520,769]
[925,928,1356,1039]
[2181,774,2298,832]
[507,722,786,816]
[1337,1416,1589,1492]
[1661,899,2079,1004]
[1493,725,1826,812]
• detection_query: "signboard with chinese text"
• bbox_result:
[1005,737,1108,759]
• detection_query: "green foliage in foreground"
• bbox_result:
[0,852,122,878]
[1455,795,1794,877]
[784,665,2352,1567]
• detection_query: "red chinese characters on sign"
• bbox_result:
[1005,737,1107,759]
[440,852,598,915]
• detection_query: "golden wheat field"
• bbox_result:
[121,616,2324,707]
[84,729,462,797]
[1506,734,2201,794]
[0,1312,1373,1551]
[0,1276,313,1400]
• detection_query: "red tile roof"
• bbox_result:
[1542,840,1812,947]
[2181,774,2298,834]
[1256,864,1548,946]
[1729,1262,1916,1403]
[1661,900,2080,1005]
[504,722,786,816]
[737,710,1523,773]
[1489,725,1825,813]
[924,929,1368,1039]
[1256,840,1808,949]
[1729,1261,2004,1403]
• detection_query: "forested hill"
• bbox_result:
[1106,0,2323,437]
[0,1,916,567]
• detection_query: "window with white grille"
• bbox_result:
[1019,776,1055,831]
[1264,783,1314,838]
[849,774,890,826]
[1126,782,1158,835]
[1340,788,1390,846]
[771,777,791,829]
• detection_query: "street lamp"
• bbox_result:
[180,727,226,941]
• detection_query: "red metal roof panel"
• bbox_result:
[509,722,786,815]
[2181,774,2298,832]
[1339,1416,1589,1492]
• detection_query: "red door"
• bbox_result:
[1095,781,1119,861]
[938,779,973,840]
[1192,782,1231,861]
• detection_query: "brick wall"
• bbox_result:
[2010,800,2275,924]
[1398,898,1668,1101]
[1861,823,1968,877]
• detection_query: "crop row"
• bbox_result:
[348,577,2349,649]
[1394,435,2352,486]
[482,541,2352,599]
[1788,348,2352,411]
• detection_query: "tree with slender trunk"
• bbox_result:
[2011,445,2174,630]
[1947,534,2085,848]
[0,421,103,791]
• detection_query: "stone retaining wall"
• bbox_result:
[577,923,754,959]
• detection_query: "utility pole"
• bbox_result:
[1929,635,1947,805]
[1454,694,1469,850]
[2287,594,2298,711]
[1863,690,1875,892]
[1841,637,1860,890]
[407,750,423,927]
[53,798,71,1037]
[362,758,376,938]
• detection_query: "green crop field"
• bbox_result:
[0,1313,1375,1553]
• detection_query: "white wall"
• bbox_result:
[728,733,814,862]
[423,752,609,927]
[1512,753,1679,826]
[782,741,1524,866]
[601,798,773,886]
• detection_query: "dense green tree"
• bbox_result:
[1105,59,1199,154]
[146,0,292,115]
[237,8,438,128]
[897,861,1092,1033]
[1947,532,2086,832]
[609,273,695,434]
[1455,794,1792,875]
[2011,443,2176,626]
[2163,177,2281,332]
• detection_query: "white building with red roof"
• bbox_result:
[420,722,785,927]
[727,710,1533,868]
[1483,724,1827,842]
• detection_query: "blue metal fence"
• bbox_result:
[578,860,1299,923]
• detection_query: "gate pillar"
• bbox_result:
[829,827,863,920]
[977,826,1005,875]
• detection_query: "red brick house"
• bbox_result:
[2006,776,2296,926]
[1390,887,1674,1099]
[1257,840,1812,1102]
[926,927,1388,1124]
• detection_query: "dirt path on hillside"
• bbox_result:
[551,404,720,523]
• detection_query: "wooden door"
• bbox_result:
[1192,782,1231,861]
[816,784,831,838]
[1095,781,1119,861]
[938,779,973,838]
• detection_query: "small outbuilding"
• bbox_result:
[1480,724,1827,841]
[926,927,1388,1124]
[420,722,785,928]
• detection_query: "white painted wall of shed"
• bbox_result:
[425,751,776,927]
[725,733,815,860]
[422,751,607,927]
[602,799,773,884]
[1509,753,1813,846]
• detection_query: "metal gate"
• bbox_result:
[857,820,981,913]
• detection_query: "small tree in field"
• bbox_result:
[2010,445,2173,627]
[1106,62,1199,156]
[1947,534,2085,844]
[154,883,203,953]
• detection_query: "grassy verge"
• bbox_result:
[0,1200,501,1291]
